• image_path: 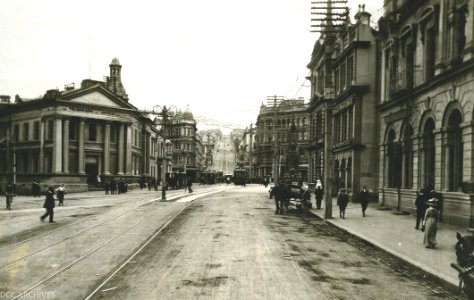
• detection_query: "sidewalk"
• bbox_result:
[309,198,464,289]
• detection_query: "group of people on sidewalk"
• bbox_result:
[336,186,370,219]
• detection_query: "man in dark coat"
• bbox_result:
[186,177,193,193]
[5,182,14,210]
[415,189,428,230]
[31,181,41,197]
[337,189,349,219]
[40,186,55,223]
[359,186,370,217]
[315,185,323,210]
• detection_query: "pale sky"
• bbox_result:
[0,0,382,132]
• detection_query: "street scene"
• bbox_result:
[0,186,461,299]
[2,0,474,299]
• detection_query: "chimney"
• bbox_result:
[355,4,371,26]
[43,89,60,100]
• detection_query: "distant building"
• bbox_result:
[237,124,256,181]
[254,97,309,183]
[164,106,201,181]
[0,58,160,193]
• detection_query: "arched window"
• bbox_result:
[447,110,463,191]
[403,125,413,189]
[422,119,435,189]
[387,130,402,188]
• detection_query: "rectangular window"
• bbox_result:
[341,62,346,90]
[47,120,53,140]
[14,124,19,142]
[23,123,29,141]
[347,56,353,86]
[335,69,340,94]
[69,120,76,140]
[33,121,40,140]
[425,27,436,81]
[89,124,97,141]
[111,125,117,143]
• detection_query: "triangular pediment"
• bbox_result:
[69,91,122,108]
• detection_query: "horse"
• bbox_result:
[452,232,474,299]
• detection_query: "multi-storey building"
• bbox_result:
[307,7,380,197]
[237,124,256,181]
[378,0,474,226]
[254,97,310,182]
[165,107,200,181]
[0,58,160,193]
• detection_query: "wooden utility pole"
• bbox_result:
[268,96,283,185]
[323,102,333,219]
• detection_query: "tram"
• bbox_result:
[233,168,247,186]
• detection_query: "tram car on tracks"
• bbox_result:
[233,168,248,186]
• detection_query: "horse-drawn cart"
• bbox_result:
[288,182,314,210]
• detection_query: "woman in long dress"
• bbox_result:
[422,198,439,248]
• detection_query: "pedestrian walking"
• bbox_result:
[359,186,370,217]
[314,181,323,210]
[110,179,117,195]
[422,198,439,249]
[414,189,428,230]
[56,184,66,206]
[5,182,14,210]
[104,181,110,194]
[337,189,349,219]
[40,186,56,223]
[31,181,41,197]
[186,177,193,193]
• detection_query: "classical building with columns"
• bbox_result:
[0,58,160,193]
[378,0,474,226]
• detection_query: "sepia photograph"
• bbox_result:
[0,0,472,299]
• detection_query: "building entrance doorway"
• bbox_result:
[85,163,98,184]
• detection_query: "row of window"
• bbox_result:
[386,109,463,192]
[384,4,467,99]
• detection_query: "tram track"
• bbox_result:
[4,188,229,299]
[0,188,214,265]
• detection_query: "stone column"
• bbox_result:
[103,122,111,175]
[39,119,45,173]
[462,121,474,184]
[52,118,63,173]
[463,0,474,61]
[78,119,85,174]
[378,143,386,205]
[434,128,444,191]
[118,123,125,175]
[63,118,69,173]
[145,133,151,175]
[27,149,34,174]
[412,134,421,191]
[126,124,132,175]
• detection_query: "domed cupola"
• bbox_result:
[182,105,194,121]
[107,57,129,101]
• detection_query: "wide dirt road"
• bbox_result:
[89,185,458,300]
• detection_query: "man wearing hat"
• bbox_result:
[40,186,56,223]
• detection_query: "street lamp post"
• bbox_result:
[153,105,176,201]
